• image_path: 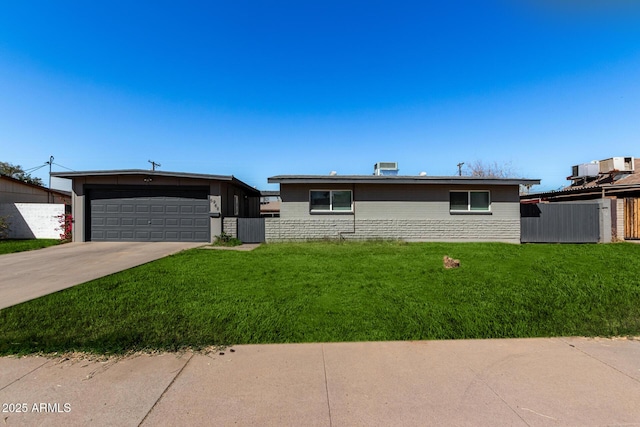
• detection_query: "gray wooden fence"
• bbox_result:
[521,202,606,243]
[238,218,266,243]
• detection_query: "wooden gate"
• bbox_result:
[625,198,640,240]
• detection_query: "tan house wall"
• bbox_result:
[0,176,69,204]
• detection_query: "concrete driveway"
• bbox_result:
[0,242,203,310]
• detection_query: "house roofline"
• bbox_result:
[51,170,261,195]
[268,175,540,186]
[0,173,71,198]
[522,183,640,200]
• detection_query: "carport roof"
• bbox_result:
[52,169,261,195]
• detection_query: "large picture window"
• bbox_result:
[450,191,490,212]
[310,190,353,212]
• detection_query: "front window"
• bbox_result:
[310,190,353,212]
[450,191,490,212]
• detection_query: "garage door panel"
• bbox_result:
[194,218,209,227]
[89,188,210,242]
[166,206,179,214]
[181,206,195,214]
[194,231,209,240]
[92,230,105,240]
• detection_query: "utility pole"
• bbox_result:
[148,160,161,171]
[457,162,464,177]
[46,155,54,203]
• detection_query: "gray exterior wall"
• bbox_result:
[267,183,522,243]
[68,174,258,243]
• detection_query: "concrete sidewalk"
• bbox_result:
[0,242,203,309]
[1,337,639,426]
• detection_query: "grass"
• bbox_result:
[0,239,61,255]
[1,241,639,355]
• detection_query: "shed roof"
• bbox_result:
[268,175,540,186]
[51,169,260,195]
[0,174,71,198]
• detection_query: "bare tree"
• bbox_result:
[463,160,517,178]
[462,160,535,194]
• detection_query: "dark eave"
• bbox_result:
[268,175,540,186]
[51,169,260,195]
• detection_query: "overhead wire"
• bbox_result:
[52,163,76,172]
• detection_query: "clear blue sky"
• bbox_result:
[1,1,639,192]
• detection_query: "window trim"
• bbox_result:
[449,190,491,213]
[309,189,353,213]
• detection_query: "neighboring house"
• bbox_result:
[260,190,281,218]
[521,156,640,240]
[51,170,261,242]
[266,173,540,243]
[0,174,70,204]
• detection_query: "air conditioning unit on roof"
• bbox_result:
[599,157,634,174]
[374,162,399,176]
[570,162,599,179]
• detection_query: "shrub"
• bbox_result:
[57,213,72,242]
[0,215,10,240]
[213,232,242,246]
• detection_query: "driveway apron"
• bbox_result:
[0,242,202,310]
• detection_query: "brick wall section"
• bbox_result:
[265,218,520,243]
[223,217,238,238]
[265,218,354,241]
[0,203,65,239]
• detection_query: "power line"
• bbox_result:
[24,164,47,173]
[52,163,76,172]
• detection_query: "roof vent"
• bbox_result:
[419,171,427,176]
[374,162,399,176]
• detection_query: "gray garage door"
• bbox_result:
[89,187,210,242]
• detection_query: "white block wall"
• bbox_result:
[0,203,66,239]
[223,217,238,238]
[265,217,521,243]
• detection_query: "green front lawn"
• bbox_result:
[1,241,639,355]
[0,239,61,255]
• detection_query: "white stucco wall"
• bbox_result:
[0,203,65,239]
